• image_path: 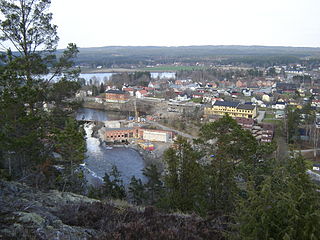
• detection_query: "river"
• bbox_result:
[77,108,146,187]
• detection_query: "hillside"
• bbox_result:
[70,45,320,68]
[0,180,225,240]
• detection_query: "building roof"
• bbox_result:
[105,127,135,131]
[260,123,274,131]
[237,104,256,110]
[123,87,134,91]
[137,90,148,94]
[106,90,127,94]
[213,101,240,107]
[193,92,204,96]
[276,82,299,89]
[236,117,254,124]
[275,102,286,105]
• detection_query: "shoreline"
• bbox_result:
[104,143,163,170]
[80,68,176,74]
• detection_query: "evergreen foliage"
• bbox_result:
[142,164,163,204]
[102,165,126,200]
[129,176,146,205]
[233,156,320,240]
[0,0,85,191]
[161,137,206,213]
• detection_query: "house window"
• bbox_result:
[125,134,128,137]
[129,132,133,137]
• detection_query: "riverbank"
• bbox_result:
[82,101,133,113]
[80,68,177,74]
[126,143,166,171]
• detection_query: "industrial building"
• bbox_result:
[140,129,173,143]
[104,127,139,142]
[104,127,173,143]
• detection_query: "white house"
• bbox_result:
[136,90,148,99]
[242,89,252,97]
[313,164,320,171]
[185,83,201,91]
[251,97,264,106]
[272,102,286,110]
[262,94,272,102]
[176,94,190,102]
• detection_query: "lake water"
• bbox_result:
[44,72,175,84]
[78,108,146,187]
[79,72,175,84]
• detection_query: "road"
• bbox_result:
[307,170,320,183]
[256,111,265,123]
[147,120,195,140]
[294,148,320,153]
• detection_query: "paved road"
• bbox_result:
[147,120,195,140]
[256,111,266,123]
[307,170,320,183]
[294,148,320,153]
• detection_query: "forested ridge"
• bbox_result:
[73,45,320,68]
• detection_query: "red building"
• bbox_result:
[105,127,139,142]
[104,127,174,143]
[235,117,255,130]
[105,90,129,103]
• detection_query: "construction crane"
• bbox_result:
[134,99,139,121]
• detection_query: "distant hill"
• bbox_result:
[63,45,320,68]
[77,45,320,56]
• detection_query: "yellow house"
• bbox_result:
[204,101,258,119]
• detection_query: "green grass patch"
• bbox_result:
[262,119,282,125]
[141,65,209,72]
[190,98,203,103]
[264,112,275,119]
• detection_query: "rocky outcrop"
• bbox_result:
[0,180,98,239]
[0,180,225,240]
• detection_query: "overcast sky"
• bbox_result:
[50,0,320,49]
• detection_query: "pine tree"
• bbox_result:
[233,155,320,240]
[0,0,83,184]
[99,82,106,93]
[102,165,126,200]
[198,115,274,214]
[143,164,163,204]
[54,118,86,172]
[129,176,146,205]
[161,137,206,213]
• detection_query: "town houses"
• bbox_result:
[75,62,320,146]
